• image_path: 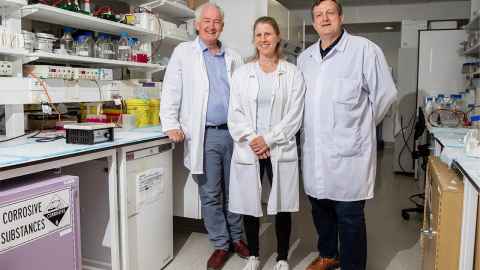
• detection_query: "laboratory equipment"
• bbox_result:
[425,96,434,117]
[126,98,149,127]
[134,9,160,33]
[149,98,160,125]
[117,32,131,61]
[0,174,81,270]
[59,27,74,55]
[131,38,149,63]
[75,35,92,57]
[34,32,57,53]
[95,33,116,60]
[464,115,480,157]
[121,142,174,270]
[64,122,115,145]
[80,0,91,15]
[22,30,36,52]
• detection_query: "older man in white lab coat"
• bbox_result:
[160,3,248,270]
[297,0,398,270]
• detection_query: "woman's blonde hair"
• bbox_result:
[249,16,283,62]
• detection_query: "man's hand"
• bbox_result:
[249,136,270,158]
[166,129,185,143]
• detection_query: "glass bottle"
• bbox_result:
[60,27,74,55]
[75,35,90,57]
[84,31,95,57]
[117,32,131,62]
[95,33,116,60]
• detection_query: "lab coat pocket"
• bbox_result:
[278,139,298,162]
[333,127,361,157]
[230,163,262,216]
[233,141,257,165]
[275,160,299,212]
[332,78,361,105]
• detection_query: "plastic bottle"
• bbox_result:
[425,96,434,117]
[60,27,74,55]
[435,94,445,110]
[117,32,131,61]
[83,0,91,15]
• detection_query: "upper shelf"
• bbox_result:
[0,0,26,8]
[26,51,165,71]
[0,47,29,57]
[21,4,160,40]
[141,0,195,24]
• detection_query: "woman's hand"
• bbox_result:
[250,136,270,158]
[258,149,271,159]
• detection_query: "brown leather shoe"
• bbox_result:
[306,256,340,270]
[207,249,230,270]
[232,240,250,259]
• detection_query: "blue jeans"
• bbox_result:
[193,128,243,251]
[308,196,367,270]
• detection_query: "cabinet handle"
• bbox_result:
[421,228,437,239]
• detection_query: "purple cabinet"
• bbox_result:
[0,174,81,270]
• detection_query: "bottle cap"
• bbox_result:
[471,115,480,122]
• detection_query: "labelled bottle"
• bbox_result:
[117,32,131,61]
[60,27,74,55]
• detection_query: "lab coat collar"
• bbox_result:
[194,37,225,55]
[310,30,350,61]
[247,60,287,78]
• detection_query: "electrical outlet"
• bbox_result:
[0,61,13,76]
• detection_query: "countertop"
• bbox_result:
[429,126,480,190]
[0,125,168,170]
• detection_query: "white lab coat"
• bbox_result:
[297,31,398,201]
[160,37,243,174]
[228,60,305,217]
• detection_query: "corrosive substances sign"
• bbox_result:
[0,188,72,253]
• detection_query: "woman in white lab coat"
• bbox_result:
[227,17,305,270]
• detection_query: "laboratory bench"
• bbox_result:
[426,126,480,270]
[0,125,174,270]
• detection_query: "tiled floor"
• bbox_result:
[166,148,423,270]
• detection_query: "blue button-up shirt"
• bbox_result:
[199,39,230,126]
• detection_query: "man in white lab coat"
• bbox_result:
[160,3,248,270]
[297,0,398,270]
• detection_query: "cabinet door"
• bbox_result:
[475,196,480,270]
[422,170,439,270]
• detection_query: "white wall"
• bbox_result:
[268,0,289,40]
[472,0,479,18]
[357,32,401,143]
[211,0,268,58]
[292,1,470,25]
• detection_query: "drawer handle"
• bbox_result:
[421,228,437,239]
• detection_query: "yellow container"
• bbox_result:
[79,102,101,122]
[149,98,160,125]
[126,99,149,127]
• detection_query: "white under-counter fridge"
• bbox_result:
[117,139,174,270]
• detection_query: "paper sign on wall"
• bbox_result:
[0,189,72,253]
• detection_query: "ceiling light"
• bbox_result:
[384,26,394,30]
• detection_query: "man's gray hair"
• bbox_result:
[195,3,224,22]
